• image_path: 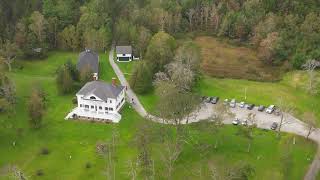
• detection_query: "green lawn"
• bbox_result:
[0,51,317,179]
[195,72,320,125]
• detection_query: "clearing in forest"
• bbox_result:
[195,36,281,81]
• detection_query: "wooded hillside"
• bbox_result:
[0,0,319,67]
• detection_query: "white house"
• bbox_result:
[116,46,133,62]
[76,49,99,80]
[66,79,126,123]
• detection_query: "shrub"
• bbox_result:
[292,53,306,69]
[36,169,44,176]
[40,148,49,155]
[85,162,92,169]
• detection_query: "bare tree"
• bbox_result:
[0,40,19,72]
[238,113,257,153]
[302,59,320,95]
[102,127,119,180]
[187,9,195,31]
[303,111,317,139]
[160,138,182,179]
[277,99,295,137]
[125,158,139,180]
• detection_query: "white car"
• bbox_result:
[232,118,240,125]
[266,105,275,114]
[239,102,245,108]
[230,99,236,108]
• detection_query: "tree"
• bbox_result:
[227,161,255,180]
[0,72,16,114]
[303,111,317,139]
[137,26,151,59]
[301,59,320,95]
[134,122,153,179]
[165,61,194,92]
[0,40,20,72]
[145,31,176,73]
[155,80,200,126]
[258,32,280,64]
[276,99,295,137]
[160,137,182,179]
[79,65,93,85]
[129,62,153,94]
[56,66,74,94]
[238,113,257,153]
[29,11,47,43]
[58,25,79,51]
[28,87,46,129]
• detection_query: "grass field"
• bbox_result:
[0,51,317,179]
[195,36,281,81]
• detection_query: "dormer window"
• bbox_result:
[90,96,96,100]
[123,54,125,56]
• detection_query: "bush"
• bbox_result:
[36,169,44,176]
[292,53,306,69]
[72,97,77,104]
[130,62,153,94]
[85,162,92,169]
[40,148,49,155]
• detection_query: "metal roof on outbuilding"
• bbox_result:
[76,49,99,74]
[116,46,132,54]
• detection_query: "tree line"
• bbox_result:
[0,0,319,66]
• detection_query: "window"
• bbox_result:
[109,100,112,103]
[80,104,83,107]
[99,106,102,110]
[109,108,113,111]
[91,105,94,109]
[85,105,89,108]
[105,107,108,110]
[90,96,96,100]
[123,54,125,56]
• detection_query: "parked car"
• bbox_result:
[239,102,245,108]
[201,96,207,102]
[271,122,278,130]
[223,99,229,105]
[230,99,236,108]
[210,97,219,104]
[204,97,211,103]
[241,119,248,126]
[258,105,265,112]
[232,118,241,125]
[266,105,275,114]
[247,104,255,110]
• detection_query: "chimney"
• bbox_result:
[112,78,117,86]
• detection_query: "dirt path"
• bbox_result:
[108,46,320,179]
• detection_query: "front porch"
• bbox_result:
[65,107,122,123]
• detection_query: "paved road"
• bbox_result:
[108,47,320,180]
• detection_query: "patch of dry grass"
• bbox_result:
[195,36,281,81]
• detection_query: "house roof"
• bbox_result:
[76,49,99,74]
[116,46,132,54]
[77,81,125,100]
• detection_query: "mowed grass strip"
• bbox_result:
[195,36,281,81]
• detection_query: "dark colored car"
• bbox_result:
[210,97,219,104]
[271,122,278,130]
[258,105,265,112]
[247,104,255,110]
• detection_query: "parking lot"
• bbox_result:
[185,98,320,144]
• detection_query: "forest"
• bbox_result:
[1,0,320,67]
